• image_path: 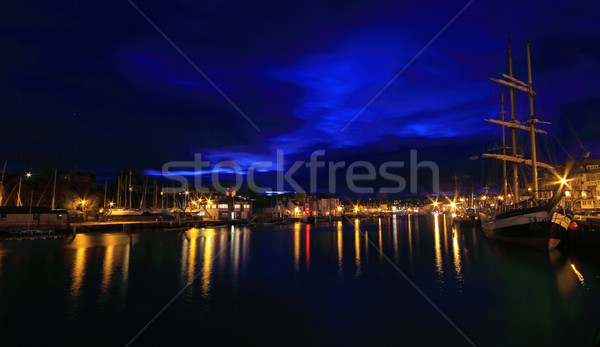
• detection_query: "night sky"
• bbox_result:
[2,0,599,194]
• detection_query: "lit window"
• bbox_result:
[218,204,228,209]
[234,204,240,209]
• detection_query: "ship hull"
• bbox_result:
[479,207,572,251]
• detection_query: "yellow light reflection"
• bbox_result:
[443,213,448,253]
[201,235,214,296]
[355,219,361,277]
[187,237,197,284]
[337,221,343,274]
[71,247,86,298]
[408,214,413,263]
[434,214,444,279]
[571,264,585,285]
[232,228,241,279]
[452,227,462,278]
[294,222,301,272]
[378,218,383,256]
[392,215,398,262]
[101,245,115,292]
[122,239,130,287]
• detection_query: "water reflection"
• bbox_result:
[378,218,383,263]
[187,234,198,285]
[305,224,311,271]
[71,247,86,297]
[408,214,413,265]
[231,227,241,281]
[294,222,300,272]
[451,225,462,283]
[201,232,214,296]
[392,215,398,262]
[337,221,343,274]
[571,264,585,285]
[433,214,443,281]
[101,244,115,292]
[354,219,361,277]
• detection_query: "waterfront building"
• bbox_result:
[214,198,252,221]
[540,159,600,212]
[0,206,69,231]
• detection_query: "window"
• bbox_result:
[234,204,240,209]
[218,204,228,209]
[244,204,250,209]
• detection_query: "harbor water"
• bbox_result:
[0,215,598,346]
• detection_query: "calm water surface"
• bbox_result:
[0,215,599,346]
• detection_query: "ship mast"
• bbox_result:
[526,42,539,199]
[484,40,555,203]
[508,44,519,203]
[500,92,508,200]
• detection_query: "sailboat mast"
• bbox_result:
[508,45,519,203]
[117,176,121,208]
[500,92,508,200]
[17,176,23,207]
[526,42,538,199]
[123,175,129,208]
[51,168,57,210]
[129,170,132,209]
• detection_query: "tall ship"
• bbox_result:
[479,40,588,250]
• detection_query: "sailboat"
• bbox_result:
[479,40,588,250]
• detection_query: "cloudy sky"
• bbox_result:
[2,0,599,194]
